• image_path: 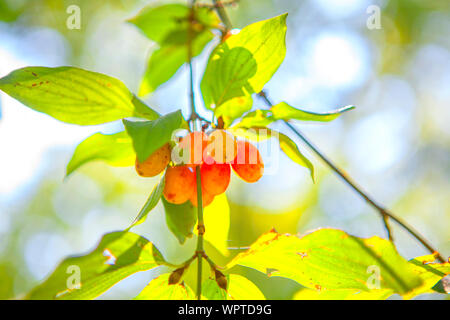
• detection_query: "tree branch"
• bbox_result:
[258,91,446,263]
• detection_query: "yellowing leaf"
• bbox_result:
[227,228,423,296]
[201,194,230,256]
[135,273,196,300]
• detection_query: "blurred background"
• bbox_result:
[0,0,449,300]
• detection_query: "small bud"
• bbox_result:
[168,267,185,285]
[215,269,228,290]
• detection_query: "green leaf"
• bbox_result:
[293,288,393,300]
[0,66,158,125]
[139,31,214,96]
[132,95,161,120]
[229,127,275,142]
[226,274,266,300]
[201,13,288,112]
[135,273,196,300]
[128,4,218,44]
[202,274,265,300]
[123,110,186,163]
[233,109,273,128]
[201,194,230,256]
[129,4,219,95]
[403,255,450,299]
[66,131,135,176]
[214,95,254,127]
[26,231,167,300]
[227,228,423,296]
[278,133,315,181]
[271,102,355,122]
[202,277,228,300]
[162,197,197,244]
[127,176,165,230]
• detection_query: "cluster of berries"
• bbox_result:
[135,130,264,207]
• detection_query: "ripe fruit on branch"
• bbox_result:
[163,165,196,204]
[201,157,231,196]
[232,140,264,183]
[135,143,171,177]
[189,183,215,208]
[179,131,208,166]
[206,130,237,164]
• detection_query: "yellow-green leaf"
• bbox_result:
[66,131,135,176]
[135,273,196,300]
[271,102,355,122]
[278,132,315,181]
[26,231,167,300]
[0,66,158,125]
[201,14,287,112]
[227,228,423,296]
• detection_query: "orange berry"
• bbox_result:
[201,157,231,196]
[135,143,171,177]
[163,165,196,204]
[189,184,215,208]
[206,130,237,164]
[179,131,208,166]
[231,140,264,183]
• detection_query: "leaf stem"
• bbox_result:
[258,91,446,263]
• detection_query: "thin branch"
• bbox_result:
[195,166,205,299]
[188,1,199,122]
[258,91,446,263]
[196,0,239,9]
[212,0,232,30]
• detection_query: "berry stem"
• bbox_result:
[195,165,205,300]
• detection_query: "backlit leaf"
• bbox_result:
[227,228,423,296]
[129,3,219,95]
[403,255,450,299]
[135,273,196,300]
[123,110,186,163]
[0,66,158,125]
[127,176,165,230]
[201,194,230,256]
[293,288,393,300]
[278,133,315,181]
[201,14,287,113]
[66,131,135,176]
[139,31,214,96]
[271,102,355,122]
[202,274,265,300]
[162,197,197,245]
[26,231,167,300]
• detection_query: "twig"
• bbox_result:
[258,91,446,263]
[196,0,239,9]
[212,0,232,30]
[195,166,205,299]
[187,1,199,122]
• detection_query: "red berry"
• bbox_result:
[201,157,231,196]
[163,165,196,204]
[231,141,264,183]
